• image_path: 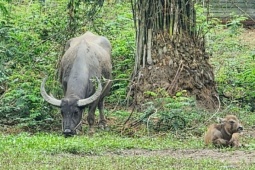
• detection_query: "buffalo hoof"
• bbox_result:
[64,133,74,137]
[98,124,109,131]
[98,120,108,130]
[88,127,95,136]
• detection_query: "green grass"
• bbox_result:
[0,132,204,154]
[0,153,234,170]
[1,132,255,169]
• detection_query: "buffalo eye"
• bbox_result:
[73,109,79,118]
[229,120,235,124]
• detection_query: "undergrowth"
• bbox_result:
[126,91,207,135]
[207,15,255,112]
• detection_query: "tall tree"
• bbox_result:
[130,0,218,109]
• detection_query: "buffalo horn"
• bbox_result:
[40,76,62,107]
[77,77,102,107]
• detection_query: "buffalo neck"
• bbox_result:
[220,124,232,140]
[62,41,100,100]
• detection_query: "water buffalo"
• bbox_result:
[204,115,243,147]
[41,31,112,136]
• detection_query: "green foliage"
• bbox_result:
[195,4,221,35]
[136,91,207,133]
[195,5,255,111]
[0,0,69,127]
[205,15,255,111]
[226,14,247,36]
[0,0,11,16]
[144,91,157,97]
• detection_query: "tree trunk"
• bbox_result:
[130,0,219,110]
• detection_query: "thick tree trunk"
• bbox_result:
[130,0,219,110]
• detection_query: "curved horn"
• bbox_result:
[77,77,102,107]
[40,76,62,107]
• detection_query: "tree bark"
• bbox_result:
[130,0,219,110]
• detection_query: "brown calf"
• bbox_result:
[204,115,243,147]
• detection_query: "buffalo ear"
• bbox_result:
[64,38,73,51]
[218,117,226,124]
[229,120,235,124]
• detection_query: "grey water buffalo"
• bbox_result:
[41,31,112,136]
[204,115,243,147]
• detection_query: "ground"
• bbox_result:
[108,127,255,166]
[239,28,255,46]
[109,148,255,165]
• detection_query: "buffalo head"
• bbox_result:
[219,115,243,134]
[40,76,102,137]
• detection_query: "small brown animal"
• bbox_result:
[204,115,243,147]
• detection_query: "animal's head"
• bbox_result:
[40,76,102,137]
[60,98,83,136]
[220,115,243,135]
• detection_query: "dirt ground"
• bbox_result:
[106,128,255,166]
[238,28,255,46]
[108,148,255,165]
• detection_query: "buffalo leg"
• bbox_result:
[229,133,241,147]
[213,138,230,147]
[98,99,107,129]
[87,103,97,134]
[97,79,112,129]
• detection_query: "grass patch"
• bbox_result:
[0,132,204,155]
[1,132,255,169]
[0,153,238,170]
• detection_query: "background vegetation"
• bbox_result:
[0,0,135,129]
[0,0,255,169]
[1,0,253,131]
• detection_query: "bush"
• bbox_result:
[206,15,255,111]
[0,0,69,127]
